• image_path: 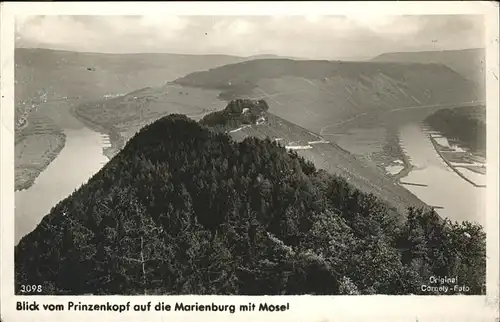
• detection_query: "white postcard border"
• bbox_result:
[1,2,499,322]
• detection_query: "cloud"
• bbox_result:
[15,15,485,59]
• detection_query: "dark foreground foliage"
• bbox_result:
[15,113,485,295]
[425,107,486,154]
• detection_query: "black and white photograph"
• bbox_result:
[1,3,498,311]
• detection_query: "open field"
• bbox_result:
[246,77,481,137]
[15,134,65,191]
[228,113,428,215]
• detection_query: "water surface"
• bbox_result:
[398,124,486,226]
[15,103,109,245]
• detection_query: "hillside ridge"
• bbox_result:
[171,58,481,136]
[16,47,243,59]
[371,48,485,92]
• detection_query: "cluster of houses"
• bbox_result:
[241,107,266,125]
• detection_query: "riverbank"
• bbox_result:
[396,123,485,226]
[15,126,110,244]
[428,134,486,188]
[15,114,67,192]
[371,127,414,183]
[70,103,124,160]
[15,133,66,192]
[70,87,225,161]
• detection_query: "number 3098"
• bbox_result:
[20,285,42,293]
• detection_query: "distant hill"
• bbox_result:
[247,54,302,60]
[371,48,485,94]
[172,58,482,136]
[15,48,245,118]
[15,47,248,133]
[333,56,371,62]
[14,48,249,191]
[15,48,299,128]
[15,111,485,295]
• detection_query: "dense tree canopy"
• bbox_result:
[15,107,486,295]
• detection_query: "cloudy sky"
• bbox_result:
[15,15,485,59]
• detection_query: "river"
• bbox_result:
[329,105,487,227]
[398,123,486,226]
[15,104,109,245]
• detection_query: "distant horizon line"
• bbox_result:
[14,46,301,59]
[14,45,485,61]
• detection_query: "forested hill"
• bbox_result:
[15,112,485,295]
